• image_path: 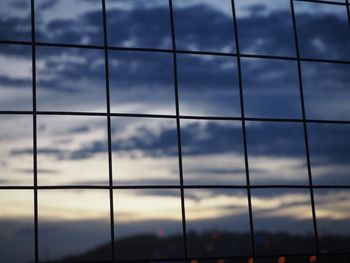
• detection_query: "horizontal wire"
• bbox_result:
[1,185,350,190]
[1,41,350,65]
[1,111,350,124]
[1,1,349,261]
[295,0,349,5]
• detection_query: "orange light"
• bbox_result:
[309,255,317,262]
[190,260,198,263]
[248,257,254,263]
[217,259,225,263]
[278,256,286,263]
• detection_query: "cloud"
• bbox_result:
[14,168,58,175]
[295,2,350,60]
[1,2,349,115]
[173,4,235,52]
[9,120,349,165]
[0,2,349,261]
[0,0,31,41]
[107,6,172,49]
[67,125,91,134]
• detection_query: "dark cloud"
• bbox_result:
[0,2,349,262]
[237,10,296,56]
[1,1,349,57]
[0,75,31,88]
[11,147,61,158]
[15,168,58,175]
[123,189,181,199]
[302,61,350,121]
[181,121,242,156]
[1,3,348,117]
[113,125,178,156]
[69,141,107,160]
[0,16,31,42]
[177,54,238,89]
[296,12,350,60]
[107,6,171,49]
[173,4,235,52]
[35,2,104,45]
[67,125,91,134]
[109,50,173,91]
[9,121,349,167]
[246,122,306,157]
[36,0,58,11]
[308,123,350,165]
[183,167,246,176]
[35,46,105,93]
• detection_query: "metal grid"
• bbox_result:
[0,0,349,262]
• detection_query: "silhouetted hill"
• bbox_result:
[58,232,350,263]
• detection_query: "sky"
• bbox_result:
[0,0,350,262]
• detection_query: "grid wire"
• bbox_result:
[0,0,349,262]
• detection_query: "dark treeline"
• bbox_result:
[54,232,350,263]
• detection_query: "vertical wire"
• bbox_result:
[230,0,256,260]
[290,0,320,256]
[346,0,350,27]
[101,0,116,260]
[168,0,189,261]
[18,0,350,262]
[30,0,39,262]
